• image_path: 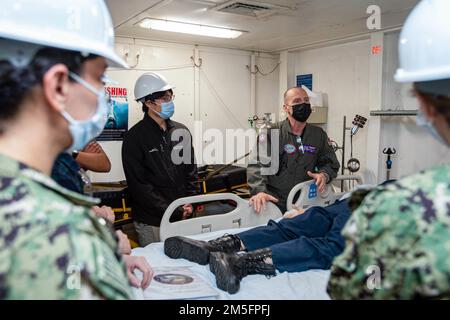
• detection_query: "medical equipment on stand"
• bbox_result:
[332,115,367,191]
[250,113,273,128]
[382,147,396,181]
[251,113,274,144]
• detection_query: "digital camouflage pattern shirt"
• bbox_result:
[328,164,450,299]
[0,154,133,299]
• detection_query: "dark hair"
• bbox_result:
[142,89,173,113]
[0,46,93,132]
[414,84,450,125]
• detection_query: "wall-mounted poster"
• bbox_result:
[97,87,129,141]
[296,74,313,91]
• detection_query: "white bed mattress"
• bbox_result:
[131,226,331,300]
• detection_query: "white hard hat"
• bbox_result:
[134,72,175,102]
[0,0,128,69]
[395,0,450,83]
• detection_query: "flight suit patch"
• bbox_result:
[304,145,317,153]
[283,144,296,154]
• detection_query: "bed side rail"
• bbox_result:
[160,193,282,241]
[286,175,363,211]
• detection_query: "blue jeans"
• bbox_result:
[238,200,351,272]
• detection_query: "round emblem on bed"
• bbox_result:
[154,273,194,285]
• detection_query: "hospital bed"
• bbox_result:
[132,175,363,300]
[132,227,331,300]
[159,175,363,240]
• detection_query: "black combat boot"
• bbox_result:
[164,234,242,265]
[209,248,276,294]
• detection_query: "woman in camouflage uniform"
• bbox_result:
[0,0,151,299]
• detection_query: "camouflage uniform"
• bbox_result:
[0,154,133,299]
[327,164,450,299]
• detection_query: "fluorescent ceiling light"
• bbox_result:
[138,18,244,39]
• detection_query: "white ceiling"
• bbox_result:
[106,0,419,52]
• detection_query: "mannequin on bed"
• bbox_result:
[164,187,374,294]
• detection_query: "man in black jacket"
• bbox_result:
[122,72,198,246]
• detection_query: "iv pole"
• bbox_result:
[340,116,347,191]
[337,115,366,191]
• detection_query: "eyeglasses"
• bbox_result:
[157,94,175,103]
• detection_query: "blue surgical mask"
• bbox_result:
[416,107,447,145]
[61,72,108,152]
[157,101,175,119]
